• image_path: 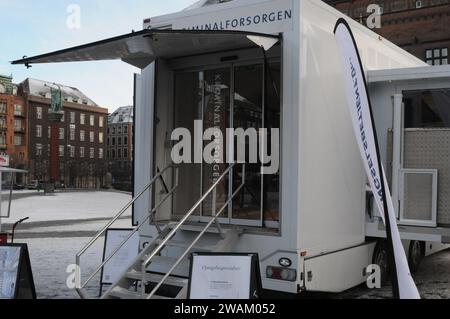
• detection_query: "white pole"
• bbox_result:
[392,94,404,219]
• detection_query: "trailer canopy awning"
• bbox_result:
[12,30,280,69]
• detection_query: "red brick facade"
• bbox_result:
[0,79,28,174]
[325,0,450,64]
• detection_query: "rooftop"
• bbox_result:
[0,74,18,95]
[184,0,233,10]
[109,106,133,124]
[21,78,97,106]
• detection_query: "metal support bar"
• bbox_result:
[392,94,403,219]
[75,164,178,298]
[7,173,15,219]
[146,170,246,299]
[142,164,240,269]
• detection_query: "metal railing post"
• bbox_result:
[146,164,246,299]
[75,164,178,299]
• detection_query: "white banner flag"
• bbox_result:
[334,18,420,299]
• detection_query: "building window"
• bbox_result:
[124,149,128,159]
[111,149,116,158]
[36,125,43,138]
[70,146,75,158]
[99,117,104,128]
[14,119,23,132]
[90,115,95,126]
[14,104,23,116]
[80,130,85,142]
[36,144,43,156]
[80,113,86,125]
[59,145,64,157]
[99,148,104,159]
[118,126,122,134]
[0,103,6,114]
[14,135,23,146]
[124,136,128,145]
[118,149,122,158]
[112,137,116,146]
[124,125,128,134]
[90,148,95,159]
[70,112,76,124]
[48,126,51,138]
[80,147,85,158]
[37,107,43,120]
[70,127,76,141]
[118,137,122,146]
[99,132,104,144]
[0,134,5,145]
[59,128,65,140]
[426,48,448,65]
[90,131,95,143]
[112,127,116,135]
[61,113,65,122]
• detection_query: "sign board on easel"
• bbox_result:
[0,244,36,299]
[0,155,10,167]
[188,253,262,300]
[99,229,140,296]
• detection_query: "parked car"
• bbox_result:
[27,180,45,190]
[13,184,25,190]
[27,180,38,190]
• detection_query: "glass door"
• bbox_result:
[200,68,231,223]
[173,71,202,219]
[172,61,280,228]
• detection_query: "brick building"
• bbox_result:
[324,0,450,65]
[21,78,109,188]
[107,106,133,191]
[0,75,28,183]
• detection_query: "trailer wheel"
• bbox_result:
[373,241,390,286]
[408,241,424,274]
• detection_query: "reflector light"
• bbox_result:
[266,266,297,282]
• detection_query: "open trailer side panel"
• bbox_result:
[367,66,450,248]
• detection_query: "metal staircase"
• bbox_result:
[75,163,245,299]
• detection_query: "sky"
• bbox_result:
[0,0,198,112]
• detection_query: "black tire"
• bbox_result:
[408,241,424,274]
[373,241,390,286]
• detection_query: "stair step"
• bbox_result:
[108,287,170,300]
[142,256,191,278]
[156,239,214,251]
[175,224,230,234]
[126,270,188,287]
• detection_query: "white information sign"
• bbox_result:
[0,246,21,299]
[101,229,140,285]
[189,255,252,300]
[0,155,10,167]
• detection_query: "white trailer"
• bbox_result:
[12,0,449,299]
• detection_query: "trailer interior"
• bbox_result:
[153,39,282,231]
